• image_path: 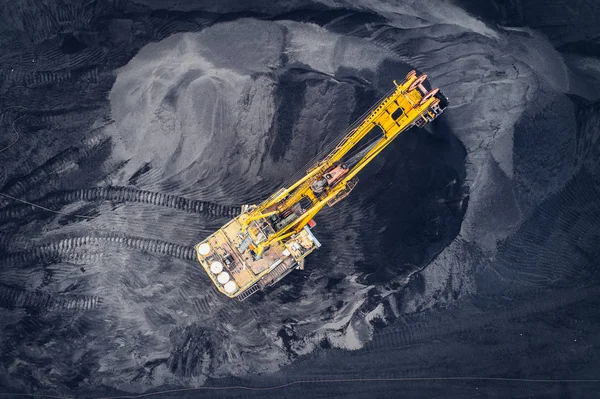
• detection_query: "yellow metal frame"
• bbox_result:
[238,72,443,256]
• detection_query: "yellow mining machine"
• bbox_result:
[195,71,448,300]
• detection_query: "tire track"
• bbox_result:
[0,234,197,269]
[0,283,102,312]
[0,186,242,220]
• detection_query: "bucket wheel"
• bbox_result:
[419,88,439,106]
[405,70,416,81]
[408,74,427,92]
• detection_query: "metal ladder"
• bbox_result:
[236,284,260,301]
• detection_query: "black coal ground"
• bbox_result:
[1,1,599,398]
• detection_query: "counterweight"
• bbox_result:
[195,71,448,299]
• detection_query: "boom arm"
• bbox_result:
[238,72,445,256]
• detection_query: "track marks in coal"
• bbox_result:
[0,128,108,207]
[0,106,29,155]
[493,170,600,287]
[168,325,215,378]
[361,283,600,353]
[0,186,242,221]
[0,234,197,270]
[0,283,101,312]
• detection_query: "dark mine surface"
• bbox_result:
[0,1,599,398]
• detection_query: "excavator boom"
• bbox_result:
[195,71,447,299]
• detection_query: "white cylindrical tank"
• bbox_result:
[217,272,230,284]
[210,261,223,274]
[198,243,211,256]
[224,281,237,294]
